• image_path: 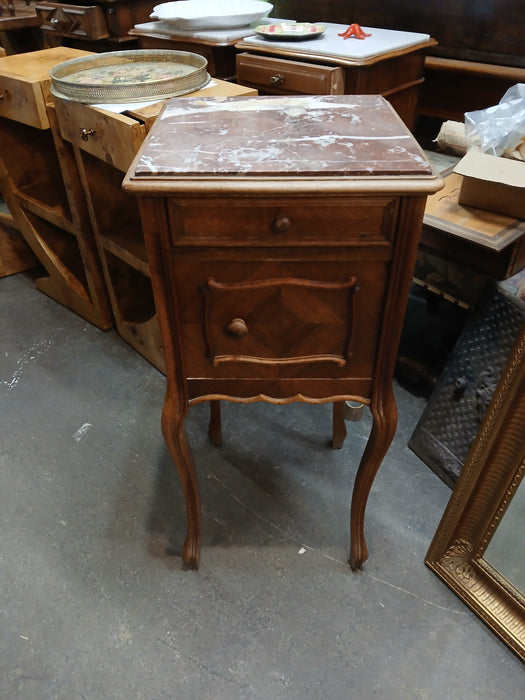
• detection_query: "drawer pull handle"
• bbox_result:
[269,74,284,86]
[273,214,291,233]
[227,318,248,338]
[80,127,95,141]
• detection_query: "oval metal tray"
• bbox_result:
[50,49,210,104]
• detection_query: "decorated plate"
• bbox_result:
[254,22,326,40]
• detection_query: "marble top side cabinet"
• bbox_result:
[124,94,443,569]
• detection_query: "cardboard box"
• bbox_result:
[454,150,525,220]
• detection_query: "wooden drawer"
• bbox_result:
[0,47,92,129]
[36,3,109,40]
[0,73,50,129]
[236,52,344,95]
[54,98,147,172]
[167,197,397,247]
[172,259,388,380]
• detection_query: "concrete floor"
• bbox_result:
[1,271,523,699]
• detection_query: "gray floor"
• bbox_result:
[1,271,523,699]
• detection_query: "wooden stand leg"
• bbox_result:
[208,400,222,447]
[332,401,347,449]
[161,385,201,569]
[349,386,397,569]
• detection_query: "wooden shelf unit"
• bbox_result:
[53,80,258,372]
[0,47,113,328]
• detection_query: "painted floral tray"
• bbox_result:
[50,49,210,104]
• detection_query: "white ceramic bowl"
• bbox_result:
[152,0,274,30]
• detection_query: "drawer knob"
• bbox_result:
[273,214,291,233]
[80,127,95,142]
[0,91,5,101]
[227,318,248,338]
[269,74,284,86]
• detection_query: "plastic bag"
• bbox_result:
[464,83,525,160]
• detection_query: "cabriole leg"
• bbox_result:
[349,385,397,569]
[161,384,201,569]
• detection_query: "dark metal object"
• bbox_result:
[409,282,525,487]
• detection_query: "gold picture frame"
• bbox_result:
[426,320,525,662]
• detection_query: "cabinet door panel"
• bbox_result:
[171,258,388,380]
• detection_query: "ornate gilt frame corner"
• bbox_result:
[425,320,525,663]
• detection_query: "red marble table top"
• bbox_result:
[132,94,434,179]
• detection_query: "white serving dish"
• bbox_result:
[152,0,273,30]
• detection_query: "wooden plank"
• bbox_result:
[423,172,525,252]
[0,209,39,277]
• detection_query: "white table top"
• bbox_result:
[131,20,256,43]
[240,22,431,61]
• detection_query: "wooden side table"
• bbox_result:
[0,47,113,329]
[124,94,442,570]
[53,79,257,372]
[235,23,436,129]
[129,22,255,81]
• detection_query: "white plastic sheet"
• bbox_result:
[465,83,525,160]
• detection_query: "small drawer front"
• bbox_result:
[36,3,109,40]
[236,53,344,95]
[0,75,48,129]
[172,259,388,380]
[168,197,396,247]
[54,98,146,172]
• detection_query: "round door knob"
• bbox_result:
[273,214,291,233]
[227,318,248,338]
